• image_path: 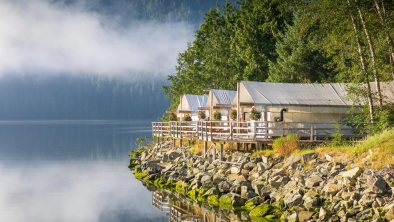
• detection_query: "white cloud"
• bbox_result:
[0,0,194,77]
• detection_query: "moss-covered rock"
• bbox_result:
[175,181,188,195]
[219,195,233,209]
[249,204,279,221]
[207,195,219,207]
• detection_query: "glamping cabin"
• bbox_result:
[206,89,237,121]
[236,81,356,123]
[177,94,208,121]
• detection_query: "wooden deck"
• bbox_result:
[152,120,358,143]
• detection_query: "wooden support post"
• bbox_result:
[180,138,183,147]
[205,122,208,141]
[230,122,233,141]
[173,138,176,148]
[210,121,213,141]
[188,139,191,147]
[237,142,240,151]
[212,143,216,160]
[220,143,224,161]
[310,125,315,141]
[204,141,208,157]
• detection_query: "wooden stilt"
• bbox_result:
[204,141,208,157]
[220,143,224,161]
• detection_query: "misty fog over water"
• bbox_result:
[0,1,230,221]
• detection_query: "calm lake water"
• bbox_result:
[0,120,168,222]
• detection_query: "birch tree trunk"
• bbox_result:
[374,0,394,79]
[347,0,375,123]
[355,0,383,106]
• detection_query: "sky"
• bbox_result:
[0,0,194,78]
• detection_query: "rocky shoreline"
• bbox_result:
[129,141,394,221]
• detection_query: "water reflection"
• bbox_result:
[0,120,168,222]
[150,190,250,222]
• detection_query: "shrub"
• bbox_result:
[213,111,222,120]
[330,124,344,146]
[183,114,192,121]
[346,105,394,135]
[198,111,206,120]
[168,112,178,121]
[249,106,261,120]
[272,134,300,156]
[230,110,237,121]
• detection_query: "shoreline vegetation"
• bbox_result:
[129,128,394,221]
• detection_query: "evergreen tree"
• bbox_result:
[268,13,336,83]
[233,0,293,81]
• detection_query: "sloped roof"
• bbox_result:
[211,89,237,105]
[371,81,394,104]
[240,81,354,106]
[183,94,208,112]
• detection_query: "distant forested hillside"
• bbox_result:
[0,0,230,120]
[0,75,168,120]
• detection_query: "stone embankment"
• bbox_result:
[130,141,394,221]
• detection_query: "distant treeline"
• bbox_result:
[0,75,168,120]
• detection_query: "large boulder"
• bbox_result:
[163,151,183,162]
[282,155,302,169]
[365,177,391,195]
[201,174,213,188]
[385,204,394,220]
[339,167,363,180]
[323,183,343,196]
[284,193,303,207]
[305,175,323,188]
[218,181,232,193]
[269,175,290,188]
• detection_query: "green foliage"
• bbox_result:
[213,111,222,120]
[272,134,300,156]
[183,114,192,121]
[330,123,345,146]
[230,110,237,121]
[346,105,394,134]
[249,107,261,120]
[207,195,219,207]
[268,12,336,83]
[198,111,206,120]
[169,112,178,121]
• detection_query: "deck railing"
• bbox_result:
[152,120,357,142]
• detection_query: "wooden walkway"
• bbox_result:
[152,120,357,143]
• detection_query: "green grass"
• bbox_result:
[316,128,394,169]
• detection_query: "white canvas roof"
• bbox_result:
[239,81,354,106]
[371,81,394,104]
[178,94,208,112]
[206,89,237,107]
